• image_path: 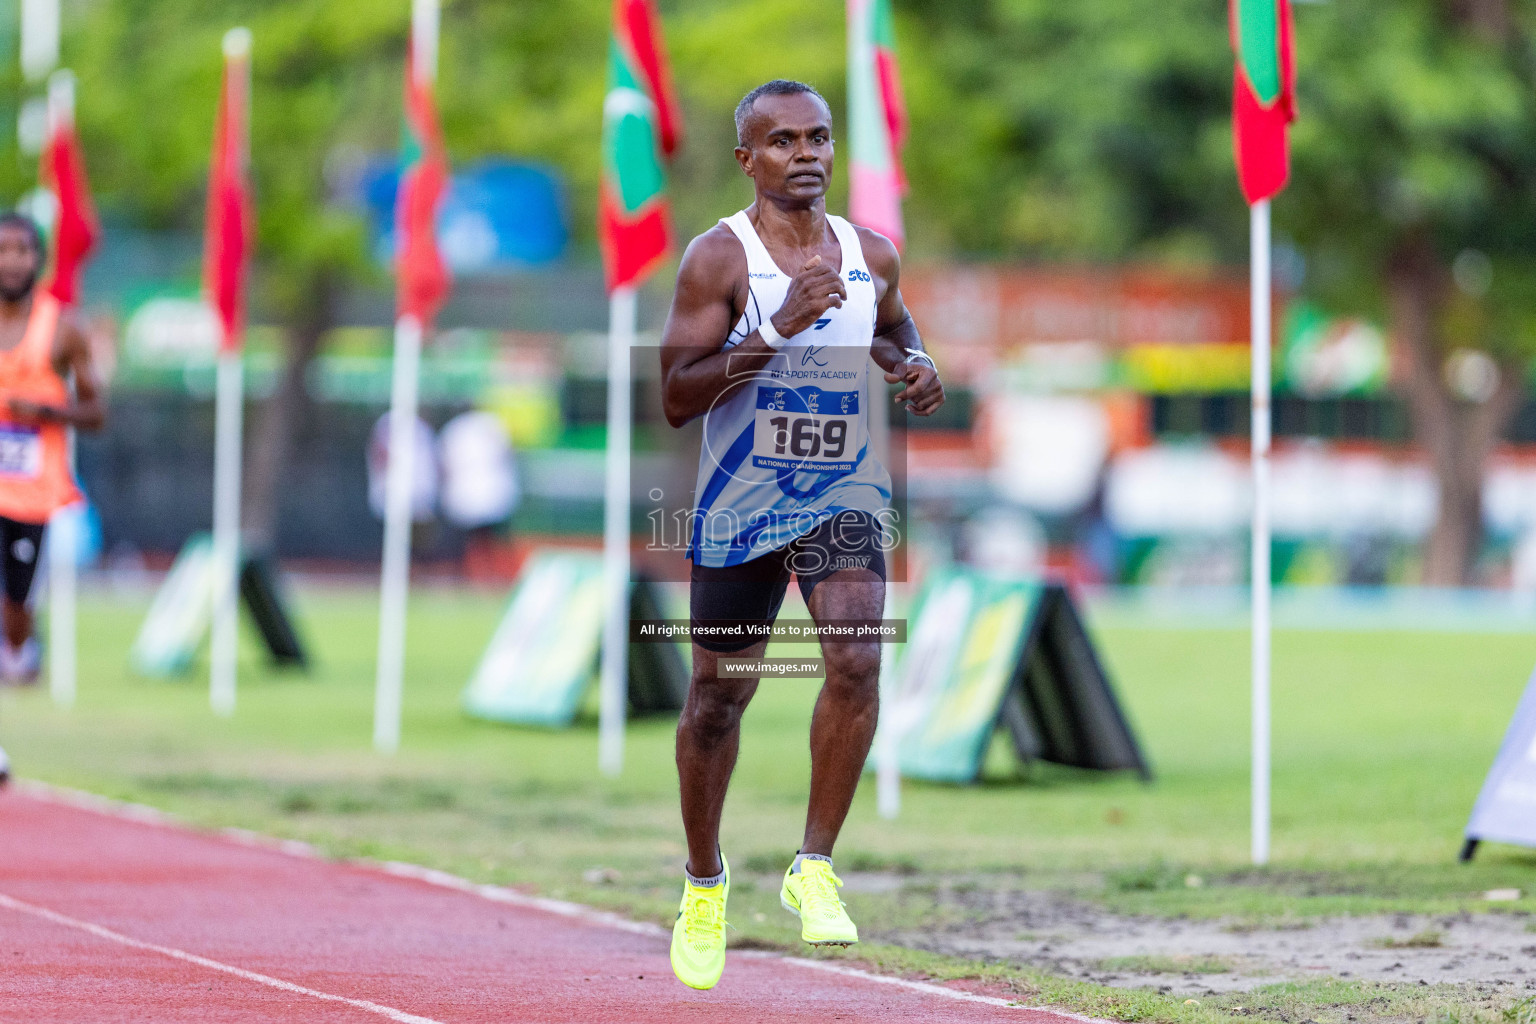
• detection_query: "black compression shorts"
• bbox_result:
[689,509,887,654]
[0,516,46,605]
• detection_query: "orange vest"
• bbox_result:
[0,294,80,524]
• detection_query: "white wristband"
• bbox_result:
[758,317,787,350]
[903,347,935,367]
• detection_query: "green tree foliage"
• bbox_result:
[664,0,1239,262]
[49,0,1252,277]
[59,0,614,540]
[1285,0,1536,583]
[70,1,395,305]
[885,0,1241,265]
[65,0,609,292]
[1288,0,1536,342]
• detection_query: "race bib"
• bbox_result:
[0,425,41,479]
[753,386,860,473]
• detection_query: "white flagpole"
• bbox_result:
[45,70,73,708]
[598,286,636,777]
[210,351,243,716]
[374,0,437,754]
[411,0,438,83]
[210,27,250,719]
[1250,198,1272,867]
[848,0,903,817]
[374,315,422,753]
[867,365,900,819]
[20,0,58,84]
[47,505,74,706]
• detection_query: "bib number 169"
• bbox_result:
[768,415,846,460]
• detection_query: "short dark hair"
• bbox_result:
[0,212,42,254]
[734,79,830,147]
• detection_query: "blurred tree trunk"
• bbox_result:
[1389,237,1523,586]
[241,271,338,551]
[1451,0,1511,41]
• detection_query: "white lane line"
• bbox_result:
[738,952,1023,1009]
[14,782,1099,1019]
[0,891,445,1024]
[375,860,668,939]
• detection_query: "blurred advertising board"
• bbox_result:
[131,534,215,676]
[901,266,1263,394]
[462,550,607,726]
[1281,302,1389,397]
[131,536,308,675]
[462,550,686,727]
[878,567,1147,783]
[1464,667,1536,857]
[119,296,562,423]
[902,266,1391,399]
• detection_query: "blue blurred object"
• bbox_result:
[53,501,103,568]
[362,159,568,272]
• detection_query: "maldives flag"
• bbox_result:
[599,0,681,293]
[40,94,99,307]
[204,31,253,354]
[1230,0,1296,204]
[847,0,907,248]
[397,37,450,324]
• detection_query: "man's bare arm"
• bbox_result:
[11,314,106,430]
[660,229,771,428]
[63,317,106,431]
[859,227,944,417]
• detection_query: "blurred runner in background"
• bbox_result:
[0,212,105,689]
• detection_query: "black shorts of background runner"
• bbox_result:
[689,509,887,654]
[0,516,45,605]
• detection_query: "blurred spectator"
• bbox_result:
[983,394,1109,517]
[437,409,520,580]
[959,505,1046,578]
[367,412,438,524]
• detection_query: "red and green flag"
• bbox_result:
[598,0,681,293]
[847,0,907,248]
[396,36,450,325]
[40,90,98,307]
[204,30,253,354]
[1230,0,1296,204]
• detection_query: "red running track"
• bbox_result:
[0,786,1077,1023]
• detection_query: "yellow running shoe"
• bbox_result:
[780,859,858,946]
[670,856,729,990]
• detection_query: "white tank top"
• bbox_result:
[688,210,892,567]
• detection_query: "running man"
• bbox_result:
[660,80,943,990]
[0,211,105,689]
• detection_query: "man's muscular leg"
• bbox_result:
[3,598,30,650]
[0,518,37,651]
[800,569,884,857]
[676,639,767,877]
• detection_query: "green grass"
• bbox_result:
[1506,995,1536,1024]
[1368,928,1445,949]
[828,945,1516,1024]
[2,585,1534,1021]
[1099,953,1241,975]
